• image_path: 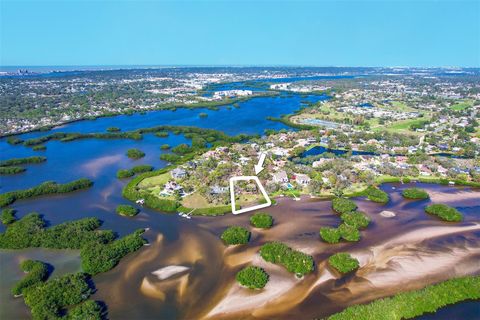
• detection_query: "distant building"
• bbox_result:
[210,185,228,195]
[271,171,288,183]
[295,173,311,186]
[171,168,187,179]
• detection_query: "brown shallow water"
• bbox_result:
[85,183,480,320]
[1,183,478,319]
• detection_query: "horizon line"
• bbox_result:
[2,64,479,69]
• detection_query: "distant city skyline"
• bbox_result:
[1,0,479,67]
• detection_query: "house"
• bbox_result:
[322,177,330,185]
[320,137,330,144]
[312,158,332,168]
[296,139,311,147]
[270,147,289,157]
[418,165,432,176]
[437,166,448,175]
[295,173,311,186]
[186,161,197,169]
[160,180,184,196]
[171,168,187,179]
[272,171,288,183]
[238,156,250,165]
[210,185,228,195]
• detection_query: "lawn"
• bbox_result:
[449,100,473,111]
[384,118,427,133]
[388,101,418,112]
[182,192,212,208]
[137,172,170,189]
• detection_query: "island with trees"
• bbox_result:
[220,226,250,245]
[116,204,139,217]
[250,212,273,229]
[328,275,480,320]
[0,178,94,207]
[126,148,145,159]
[260,242,314,277]
[402,187,430,200]
[328,252,360,274]
[236,266,269,289]
[320,197,369,244]
[425,204,463,222]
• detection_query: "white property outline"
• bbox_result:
[229,176,272,215]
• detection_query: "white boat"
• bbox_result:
[178,208,195,219]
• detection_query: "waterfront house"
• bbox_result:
[160,181,184,196]
[171,168,187,179]
[272,171,288,183]
[295,173,311,186]
[210,185,228,195]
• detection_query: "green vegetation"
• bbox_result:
[0,214,114,249]
[11,260,49,296]
[160,153,182,162]
[23,131,143,146]
[327,275,480,320]
[250,212,273,228]
[0,166,26,175]
[21,126,252,152]
[12,260,104,319]
[384,118,430,133]
[220,226,250,245]
[160,144,171,150]
[319,227,341,244]
[236,266,269,289]
[121,127,253,212]
[131,164,154,173]
[0,156,46,167]
[199,112,208,118]
[0,213,146,274]
[123,168,180,213]
[402,187,430,200]
[32,145,47,151]
[126,148,145,159]
[7,137,23,145]
[322,200,366,244]
[338,223,361,242]
[328,253,359,274]
[155,131,169,137]
[177,204,236,216]
[23,272,96,320]
[107,126,121,132]
[260,242,314,276]
[117,165,154,179]
[80,229,146,275]
[449,100,473,111]
[425,204,462,222]
[116,204,139,217]
[67,300,103,320]
[364,186,389,203]
[172,143,192,154]
[0,178,93,207]
[340,211,370,229]
[117,169,134,179]
[332,198,357,214]
[1,208,16,224]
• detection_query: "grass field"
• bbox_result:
[138,172,170,189]
[449,100,473,111]
[387,101,418,112]
[384,118,427,133]
[182,192,211,208]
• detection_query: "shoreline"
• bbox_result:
[0,91,280,138]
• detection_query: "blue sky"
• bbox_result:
[1,0,479,67]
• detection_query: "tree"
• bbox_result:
[236,266,269,289]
